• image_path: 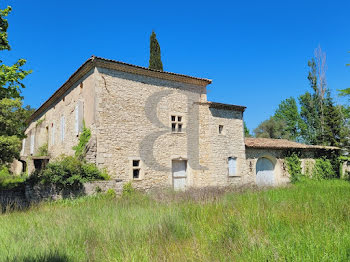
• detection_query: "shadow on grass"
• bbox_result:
[9,252,70,262]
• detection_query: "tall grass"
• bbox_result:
[1,180,350,261]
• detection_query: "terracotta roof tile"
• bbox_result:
[195,101,246,112]
[245,138,339,150]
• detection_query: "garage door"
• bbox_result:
[256,157,274,186]
[172,160,187,191]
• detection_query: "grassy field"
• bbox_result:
[1,180,350,261]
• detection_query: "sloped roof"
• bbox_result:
[245,138,339,150]
[94,56,212,84]
[28,56,212,123]
[195,101,246,112]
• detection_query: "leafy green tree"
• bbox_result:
[244,121,251,137]
[148,31,163,71]
[0,99,32,165]
[299,51,328,145]
[285,153,303,183]
[253,47,349,150]
[254,117,289,139]
[274,97,302,141]
[0,6,32,166]
[339,88,350,98]
[338,52,350,98]
[299,91,321,144]
[323,94,341,146]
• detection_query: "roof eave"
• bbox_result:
[26,56,212,124]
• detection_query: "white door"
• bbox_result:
[256,157,274,186]
[172,160,187,191]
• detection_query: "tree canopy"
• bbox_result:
[149,31,163,71]
[0,6,32,166]
[253,46,349,150]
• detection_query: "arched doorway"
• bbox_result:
[256,157,275,186]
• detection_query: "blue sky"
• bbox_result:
[2,0,350,131]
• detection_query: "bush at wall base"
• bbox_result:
[28,156,109,190]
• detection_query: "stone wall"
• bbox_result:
[245,148,290,186]
[0,186,27,212]
[245,148,323,185]
[0,180,124,211]
[21,68,98,174]
[93,67,250,190]
[25,180,125,203]
[85,135,97,164]
[204,106,251,187]
[94,67,208,190]
[341,161,350,178]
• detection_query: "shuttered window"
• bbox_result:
[75,104,79,135]
[30,134,35,155]
[75,101,84,135]
[51,123,55,145]
[21,138,26,155]
[228,157,237,176]
[60,116,65,142]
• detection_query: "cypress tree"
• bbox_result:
[149,31,163,71]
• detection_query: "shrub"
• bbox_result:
[0,165,10,177]
[304,160,314,177]
[0,166,26,189]
[72,125,91,160]
[312,158,336,180]
[37,143,48,156]
[122,182,135,198]
[105,188,116,198]
[285,153,303,183]
[29,156,109,190]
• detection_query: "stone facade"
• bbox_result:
[22,68,98,173]
[19,56,339,190]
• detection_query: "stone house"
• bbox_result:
[19,56,339,190]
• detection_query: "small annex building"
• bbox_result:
[245,138,339,186]
[17,56,339,190]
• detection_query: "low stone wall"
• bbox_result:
[25,179,125,203]
[0,179,124,211]
[0,186,27,212]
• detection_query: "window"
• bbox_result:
[228,157,237,176]
[219,125,224,134]
[132,160,141,179]
[51,123,55,145]
[75,101,84,136]
[21,138,26,155]
[30,134,35,155]
[171,115,184,133]
[60,115,65,142]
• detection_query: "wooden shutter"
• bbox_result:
[21,138,26,155]
[78,101,84,133]
[75,104,79,135]
[75,101,84,135]
[30,134,35,154]
[51,124,55,145]
[228,157,237,176]
[61,116,65,141]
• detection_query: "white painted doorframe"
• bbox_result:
[172,160,187,191]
